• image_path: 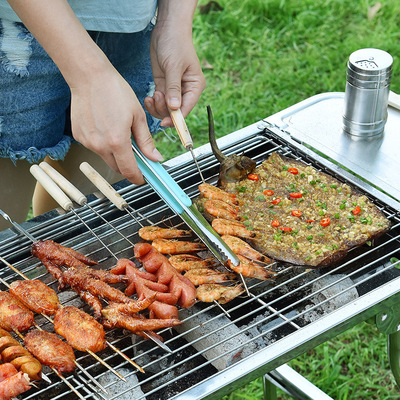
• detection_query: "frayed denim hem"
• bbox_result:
[0,135,72,164]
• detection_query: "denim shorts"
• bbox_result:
[0,19,161,164]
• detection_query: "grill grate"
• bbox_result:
[0,127,399,399]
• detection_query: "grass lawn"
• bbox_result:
[153,0,400,398]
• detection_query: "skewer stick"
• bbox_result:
[0,256,144,375]
[213,300,231,318]
[106,340,145,373]
[86,349,126,381]
[31,322,110,393]
[0,275,106,390]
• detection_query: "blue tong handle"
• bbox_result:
[131,143,192,214]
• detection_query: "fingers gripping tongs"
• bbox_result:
[131,143,240,267]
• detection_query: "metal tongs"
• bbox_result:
[130,142,240,267]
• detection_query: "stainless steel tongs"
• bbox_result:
[130,142,240,267]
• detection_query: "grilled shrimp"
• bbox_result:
[228,255,276,281]
[196,284,244,304]
[151,239,206,254]
[199,183,239,205]
[221,235,271,263]
[168,255,218,272]
[204,199,240,221]
[212,218,257,239]
[184,269,236,286]
[138,226,191,241]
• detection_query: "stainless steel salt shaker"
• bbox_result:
[343,48,393,138]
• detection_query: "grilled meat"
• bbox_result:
[60,268,133,304]
[31,240,98,269]
[24,330,76,375]
[134,243,197,309]
[53,306,106,353]
[0,328,42,381]
[9,280,60,316]
[32,240,126,284]
[223,152,391,267]
[207,105,256,187]
[111,259,180,320]
[0,369,31,400]
[101,304,181,332]
[0,292,35,332]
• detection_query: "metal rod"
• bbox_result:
[0,209,36,242]
[84,202,135,246]
[189,147,206,184]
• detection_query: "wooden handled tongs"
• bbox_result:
[169,108,205,183]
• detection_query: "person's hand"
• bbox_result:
[144,1,206,125]
[6,0,164,185]
[70,64,163,185]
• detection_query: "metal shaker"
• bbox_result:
[343,48,393,138]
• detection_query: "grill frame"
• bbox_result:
[0,96,399,399]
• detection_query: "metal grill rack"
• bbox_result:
[0,96,400,400]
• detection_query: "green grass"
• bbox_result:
[153,0,400,398]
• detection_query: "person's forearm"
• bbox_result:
[7,0,111,87]
[156,0,198,30]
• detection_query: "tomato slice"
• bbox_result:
[289,192,303,198]
[248,174,259,181]
[352,205,361,215]
[263,189,274,196]
[271,219,280,227]
[320,217,331,227]
[288,167,299,175]
[291,209,302,217]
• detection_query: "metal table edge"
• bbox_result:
[171,276,400,400]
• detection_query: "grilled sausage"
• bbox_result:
[0,328,42,381]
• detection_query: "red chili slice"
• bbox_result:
[288,167,299,175]
[271,219,280,227]
[271,197,282,205]
[320,217,331,227]
[280,227,293,232]
[248,174,259,181]
[306,219,315,223]
[291,210,302,217]
[352,205,361,215]
[263,189,274,196]
[289,192,303,198]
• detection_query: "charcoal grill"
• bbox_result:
[0,92,399,399]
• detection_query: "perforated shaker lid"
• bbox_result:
[347,48,393,86]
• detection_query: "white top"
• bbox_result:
[0,0,157,33]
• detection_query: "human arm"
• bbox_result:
[6,0,163,184]
[144,0,206,126]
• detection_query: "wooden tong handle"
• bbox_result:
[169,108,193,149]
[79,162,128,211]
[30,165,73,211]
[39,162,87,206]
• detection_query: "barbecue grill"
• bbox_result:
[0,92,399,399]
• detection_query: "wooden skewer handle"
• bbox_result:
[39,162,87,206]
[169,108,193,149]
[30,165,73,211]
[79,162,128,211]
